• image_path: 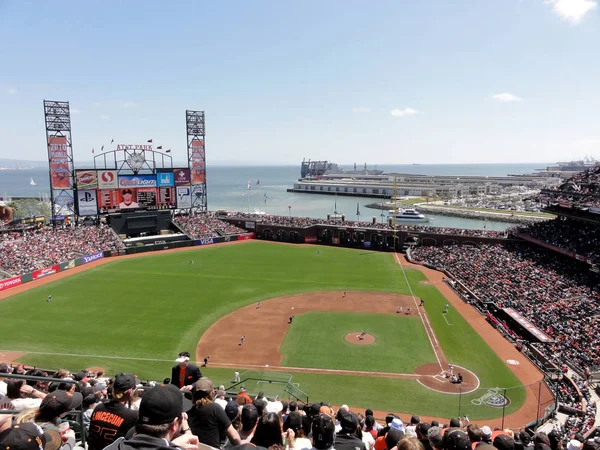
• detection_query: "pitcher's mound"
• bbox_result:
[345,332,375,345]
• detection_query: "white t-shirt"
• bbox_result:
[11,397,42,410]
[215,398,227,409]
[0,380,7,396]
[362,431,375,450]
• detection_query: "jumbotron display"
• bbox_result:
[75,168,193,215]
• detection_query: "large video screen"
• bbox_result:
[75,169,189,216]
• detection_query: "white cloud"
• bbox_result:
[71,108,81,115]
[545,0,597,23]
[100,114,110,120]
[352,107,371,113]
[390,108,420,117]
[7,87,17,95]
[492,93,523,103]
[120,101,138,109]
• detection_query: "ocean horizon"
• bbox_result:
[0,162,547,232]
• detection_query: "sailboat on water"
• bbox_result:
[30,177,36,186]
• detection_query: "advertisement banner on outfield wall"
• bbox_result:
[196,237,215,246]
[32,265,60,280]
[82,251,104,264]
[48,136,71,189]
[245,222,255,230]
[176,186,192,209]
[237,233,255,241]
[0,276,22,292]
[59,260,76,271]
[77,190,98,216]
[304,236,317,243]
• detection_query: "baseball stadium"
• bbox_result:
[1,103,599,450]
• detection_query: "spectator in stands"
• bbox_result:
[336,411,367,450]
[34,390,82,450]
[416,423,432,450]
[6,379,46,410]
[0,364,10,396]
[188,377,241,448]
[237,404,259,442]
[0,422,62,450]
[251,412,284,448]
[87,373,138,450]
[171,352,201,392]
[428,427,444,450]
[444,430,471,450]
[398,436,426,450]
[311,414,336,450]
[283,411,312,450]
[103,384,197,450]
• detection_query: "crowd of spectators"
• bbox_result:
[227,213,507,238]
[0,225,123,277]
[2,363,598,450]
[512,219,600,261]
[174,214,246,239]
[542,164,600,209]
[410,244,600,374]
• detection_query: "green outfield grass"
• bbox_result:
[0,241,527,419]
[281,312,434,373]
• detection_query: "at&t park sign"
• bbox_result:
[116,144,154,151]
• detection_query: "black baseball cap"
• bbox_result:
[39,390,83,419]
[113,373,136,398]
[312,414,335,450]
[445,430,471,450]
[340,411,359,432]
[0,423,61,450]
[139,384,193,425]
[241,404,259,430]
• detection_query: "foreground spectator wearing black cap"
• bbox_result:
[0,422,62,450]
[311,414,336,450]
[87,374,138,450]
[103,384,197,450]
[336,412,367,450]
[35,390,83,450]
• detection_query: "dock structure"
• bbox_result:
[288,173,562,199]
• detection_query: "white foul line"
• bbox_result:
[443,313,453,326]
[394,253,443,371]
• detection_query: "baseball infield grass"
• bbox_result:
[280,312,434,373]
[0,241,525,419]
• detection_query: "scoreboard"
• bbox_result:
[75,169,192,216]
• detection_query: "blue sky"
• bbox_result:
[0,0,598,165]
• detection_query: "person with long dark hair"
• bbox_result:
[252,413,284,448]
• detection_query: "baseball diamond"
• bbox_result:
[0,241,555,428]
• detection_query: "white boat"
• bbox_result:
[388,208,429,223]
[30,177,36,186]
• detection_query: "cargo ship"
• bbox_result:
[301,159,383,179]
